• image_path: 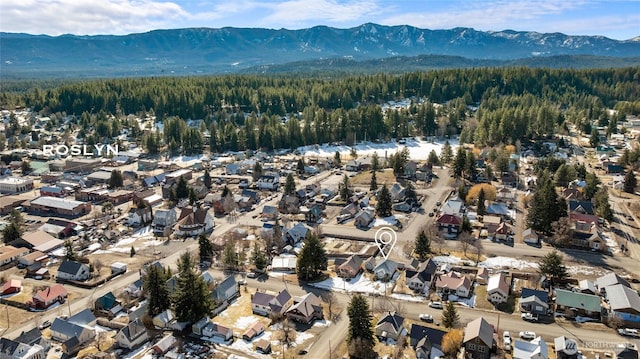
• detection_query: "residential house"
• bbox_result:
[578,279,597,295]
[463,317,495,359]
[520,288,550,315]
[116,319,149,349]
[0,245,29,266]
[522,229,540,245]
[40,186,66,198]
[497,187,515,201]
[345,160,361,172]
[174,206,214,237]
[476,267,490,284]
[285,293,323,324]
[405,259,438,294]
[152,335,177,354]
[152,309,176,329]
[50,318,94,347]
[605,284,640,326]
[554,289,601,318]
[376,311,406,341]
[435,271,471,298]
[284,222,310,245]
[596,273,631,294]
[210,276,240,307]
[252,289,292,317]
[487,273,510,304]
[202,322,233,341]
[441,199,464,216]
[436,214,462,234]
[0,337,46,359]
[242,321,265,341]
[257,174,280,191]
[336,255,363,278]
[29,284,67,309]
[409,324,447,359]
[305,204,323,223]
[271,256,297,271]
[493,223,511,241]
[373,259,398,281]
[554,336,579,359]
[404,161,418,178]
[255,339,272,354]
[18,251,47,267]
[127,206,153,227]
[94,291,122,317]
[354,208,375,228]
[569,200,594,215]
[152,208,177,236]
[514,337,548,359]
[57,260,91,281]
[389,183,406,202]
[261,205,278,221]
[278,195,301,214]
[1,279,21,295]
[68,308,97,327]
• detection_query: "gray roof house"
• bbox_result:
[284,222,310,245]
[50,318,94,347]
[57,260,90,281]
[68,308,97,327]
[605,284,640,317]
[374,259,398,281]
[405,259,438,294]
[596,273,630,293]
[463,317,495,359]
[376,312,406,341]
[116,319,149,350]
[211,276,240,306]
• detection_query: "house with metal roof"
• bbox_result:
[463,317,495,359]
[57,260,90,281]
[554,289,602,317]
[605,284,640,325]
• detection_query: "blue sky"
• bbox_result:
[1,0,638,39]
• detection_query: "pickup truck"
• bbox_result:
[618,328,639,338]
[521,313,539,322]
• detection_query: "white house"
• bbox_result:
[514,337,548,359]
[174,206,214,237]
[153,208,177,236]
[116,319,149,349]
[257,174,280,191]
[487,272,510,304]
[127,207,152,227]
[57,260,91,281]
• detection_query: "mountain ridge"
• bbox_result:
[1,23,639,78]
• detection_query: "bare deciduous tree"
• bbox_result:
[321,291,338,321]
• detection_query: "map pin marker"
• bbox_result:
[375,227,397,260]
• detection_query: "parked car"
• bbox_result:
[39,320,51,330]
[238,279,247,285]
[428,301,443,309]
[521,313,539,322]
[419,314,434,323]
[519,331,536,340]
[503,331,512,351]
[618,328,639,338]
[247,272,257,278]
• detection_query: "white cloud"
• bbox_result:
[0,0,189,35]
[258,0,384,28]
[380,0,592,32]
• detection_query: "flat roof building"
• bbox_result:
[25,196,92,218]
[0,176,34,194]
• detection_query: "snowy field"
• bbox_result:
[311,272,397,295]
[479,256,610,276]
[299,137,459,161]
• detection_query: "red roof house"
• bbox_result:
[1,279,21,295]
[29,284,67,309]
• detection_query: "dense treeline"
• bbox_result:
[1,67,639,154]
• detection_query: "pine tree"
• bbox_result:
[477,188,486,216]
[130,246,136,257]
[583,172,600,200]
[347,294,375,358]
[452,147,466,178]
[441,141,453,164]
[173,252,213,322]
[589,128,600,148]
[593,188,614,221]
[284,173,296,196]
[251,243,268,271]
[624,170,637,193]
[441,301,460,328]
[222,242,238,270]
[108,170,123,189]
[370,171,377,191]
[415,230,431,261]
[198,234,214,263]
[376,185,392,217]
[339,174,353,202]
[176,176,189,199]
[538,250,568,287]
[527,171,567,235]
[334,150,341,166]
[188,187,197,205]
[252,162,263,182]
[21,160,32,174]
[427,149,440,166]
[1,209,23,243]
[144,264,170,316]
[64,240,77,261]
[371,152,380,171]
[296,234,327,281]
[203,169,212,189]
[297,158,305,174]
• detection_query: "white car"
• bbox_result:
[503,331,512,351]
[519,331,536,340]
[419,314,434,323]
[246,272,257,278]
[428,301,444,309]
[521,312,539,322]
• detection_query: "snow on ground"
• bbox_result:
[479,256,538,270]
[299,137,459,161]
[313,320,332,327]
[234,316,259,328]
[602,233,620,253]
[390,293,426,302]
[448,294,476,308]
[132,225,154,238]
[295,331,314,345]
[310,272,396,295]
[370,216,399,228]
[122,343,152,359]
[431,255,463,265]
